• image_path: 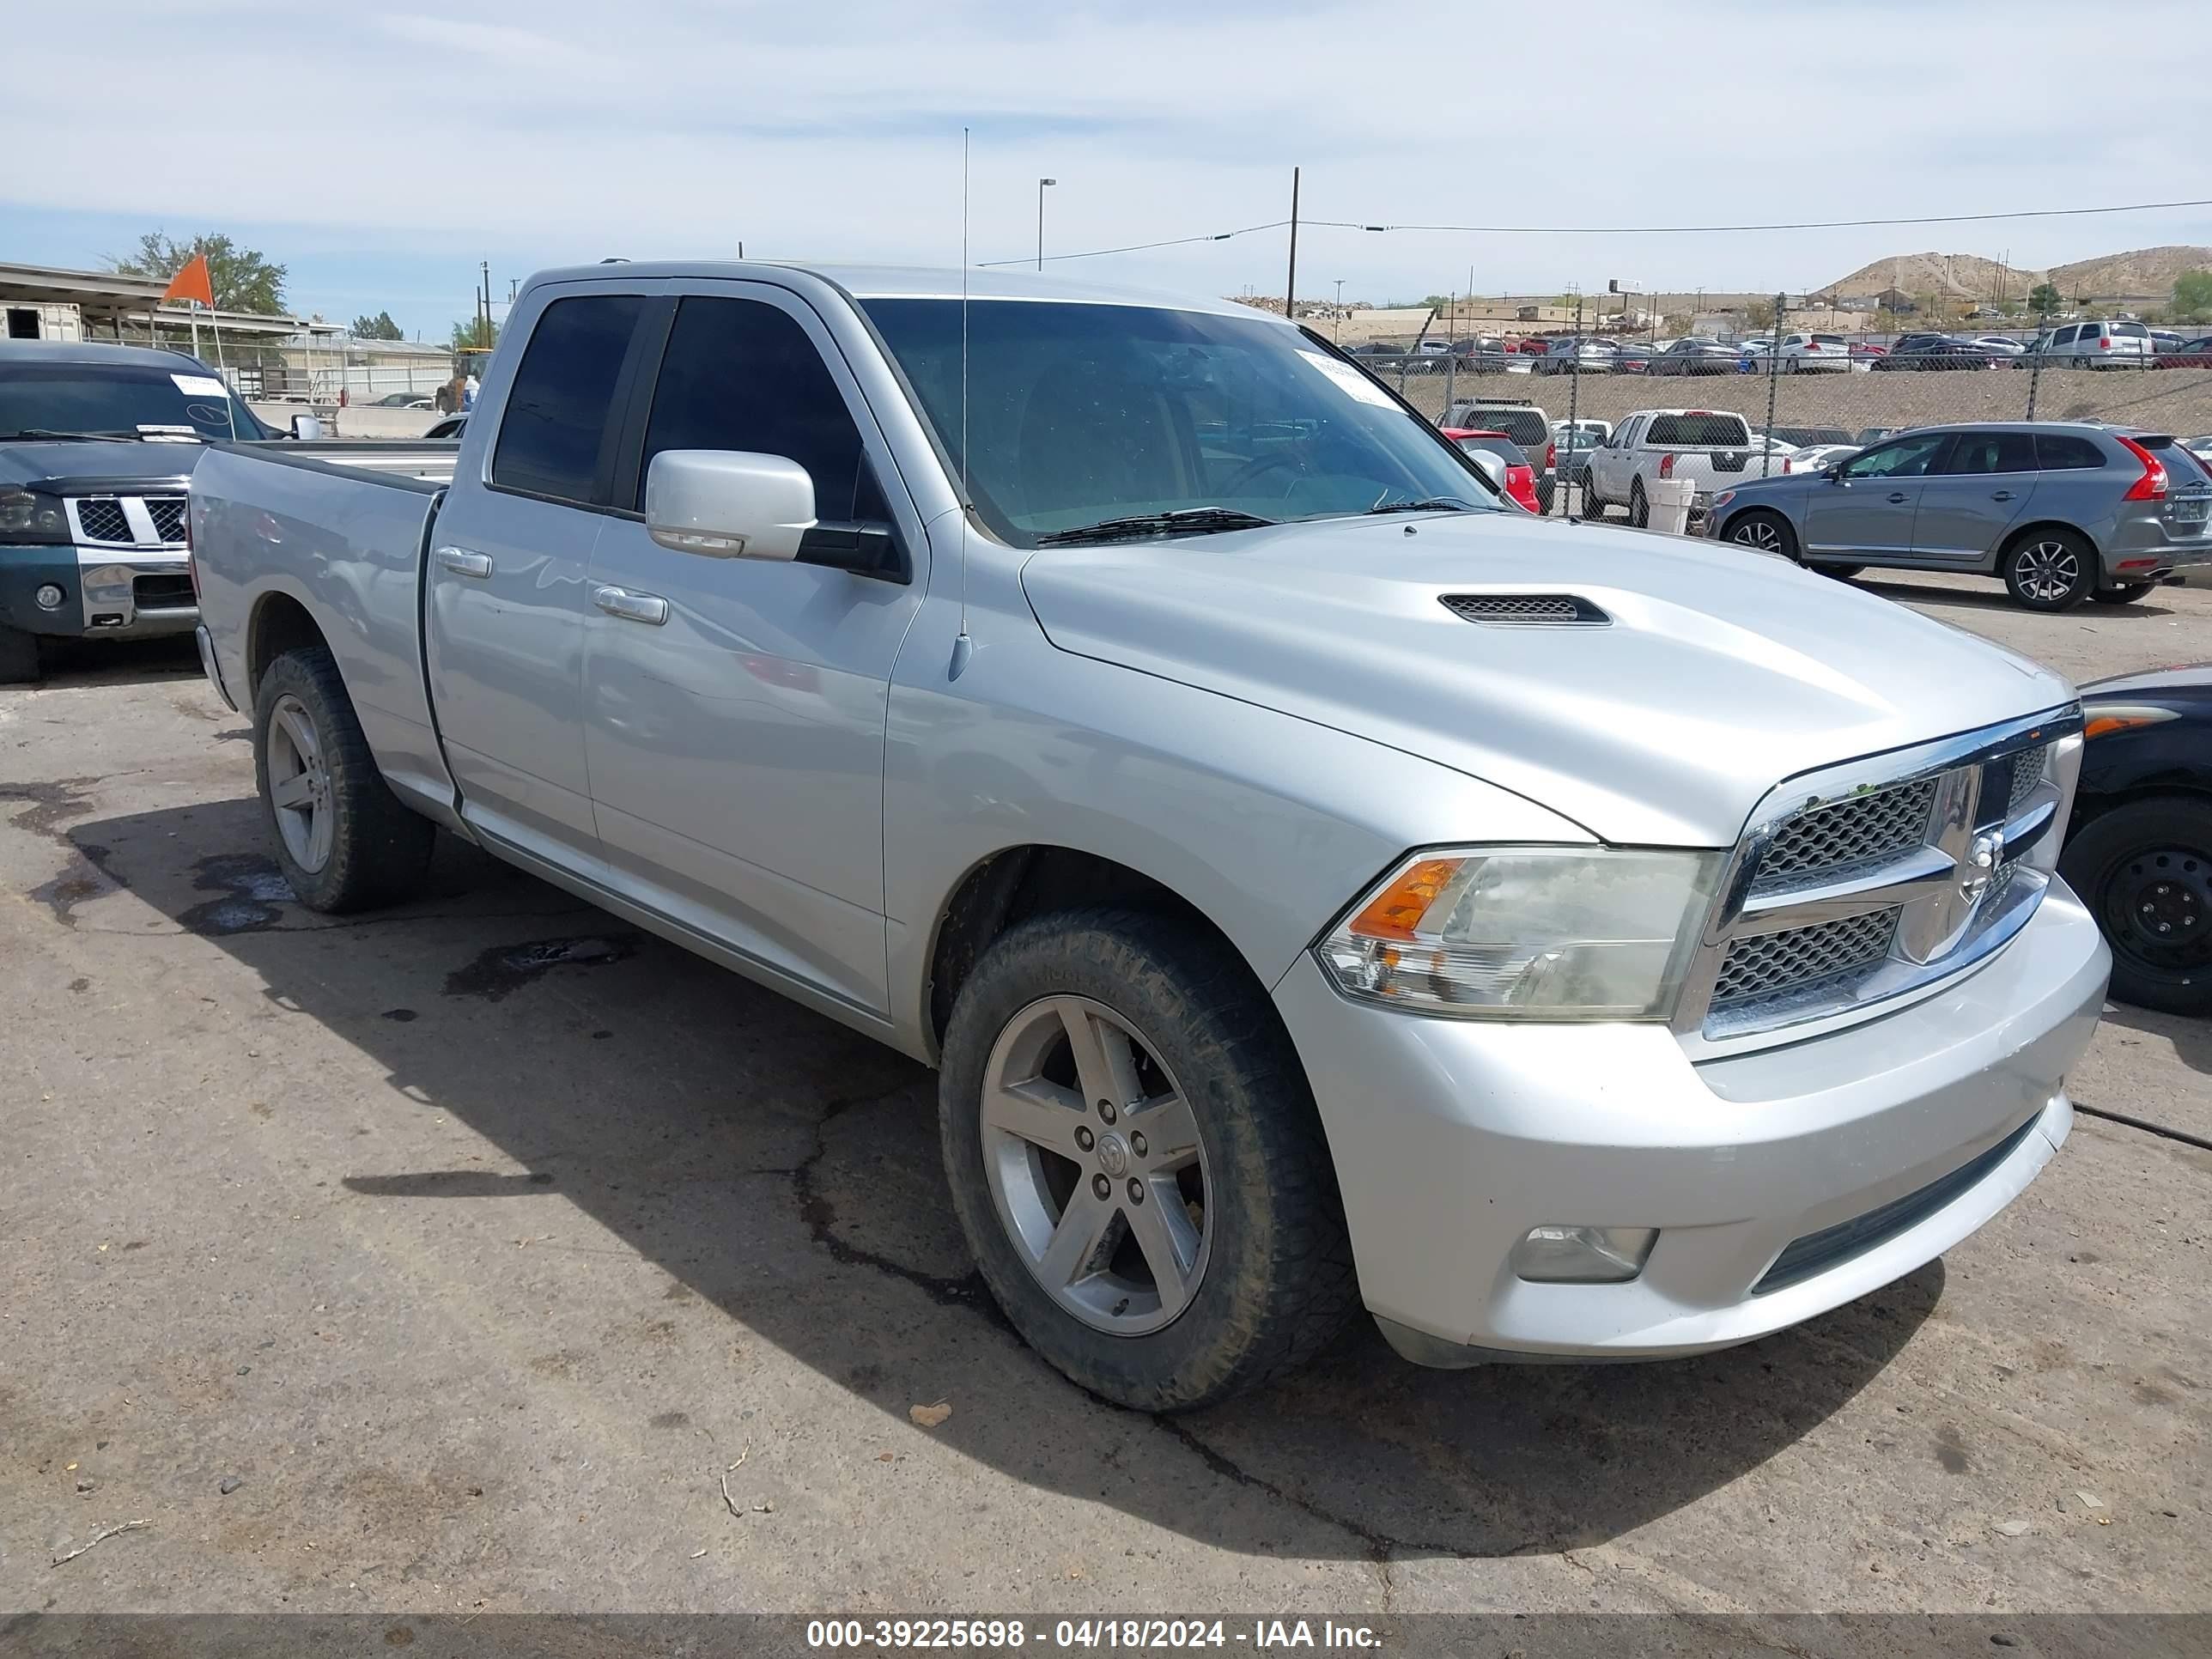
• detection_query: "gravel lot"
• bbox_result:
[3,571,2207,1627]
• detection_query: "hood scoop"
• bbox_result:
[1440,592,1610,627]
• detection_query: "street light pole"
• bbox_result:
[1036,178,1056,271]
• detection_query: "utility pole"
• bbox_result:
[1333,279,1345,341]
[1284,167,1300,327]
[1036,178,1056,272]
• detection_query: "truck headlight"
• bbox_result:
[1317,847,1722,1020]
[0,489,70,544]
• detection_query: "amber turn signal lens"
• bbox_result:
[1345,856,1464,942]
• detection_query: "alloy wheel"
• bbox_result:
[979,995,1211,1336]
[2014,540,2081,604]
[1730,518,1784,555]
[266,693,335,872]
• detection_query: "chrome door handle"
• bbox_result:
[434,545,492,579]
[1991,490,2014,501]
[1886,491,1908,503]
[592,584,669,626]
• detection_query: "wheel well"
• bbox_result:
[245,592,328,700]
[1996,520,2090,568]
[2069,782,2212,836]
[926,847,1243,1047]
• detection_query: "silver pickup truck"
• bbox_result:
[190,262,2110,1411]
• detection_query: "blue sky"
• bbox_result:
[4,0,2207,338]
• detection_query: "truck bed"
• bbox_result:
[190,443,459,828]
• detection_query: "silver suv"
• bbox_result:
[2028,319,2152,368]
[1705,421,2212,609]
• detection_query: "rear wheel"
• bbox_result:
[2061,798,2212,1015]
[253,646,435,912]
[939,908,1357,1411]
[2002,529,2094,611]
[0,623,40,685]
[1724,508,1796,561]
[2091,581,2156,605]
[1628,479,1650,528]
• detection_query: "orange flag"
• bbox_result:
[161,254,214,309]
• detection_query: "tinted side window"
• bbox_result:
[637,296,866,518]
[2035,433,2106,471]
[1939,432,2037,474]
[490,295,646,505]
[1844,431,1950,479]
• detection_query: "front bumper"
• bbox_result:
[1277,885,2110,1363]
[0,544,198,640]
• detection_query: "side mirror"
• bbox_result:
[646,450,817,562]
[1466,450,1507,492]
[289,414,325,441]
[1821,465,1844,482]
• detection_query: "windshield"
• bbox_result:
[0,362,267,441]
[858,299,1501,545]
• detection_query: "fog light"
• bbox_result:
[1511,1224,1657,1284]
[34,583,64,611]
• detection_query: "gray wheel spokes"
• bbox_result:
[979,994,1212,1336]
[981,1076,1086,1152]
[268,694,331,873]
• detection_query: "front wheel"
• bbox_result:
[939,908,1357,1411]
[0,623,40,685]
[2091,581,2156,605]
[253,646,435,912]
[2061,798,2212,1015]
[2002,530,2094,611]
[1724,508,1797,561]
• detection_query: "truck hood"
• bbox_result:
[0,438,203,492]
[1019,513,2073,847]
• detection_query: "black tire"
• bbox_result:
[1628,479,1650,528]
[252,645,434,912]
[2060,797,2212,1016]
[1724,507,1798,562]
[2091,581,2156,605]
[1818,564,1867,580]
[2002,528,2095,611]
[0,623,40,685]
[939,908,1358,1412]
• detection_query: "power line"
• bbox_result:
[977,197,2212,269]
[976,220,1289,268]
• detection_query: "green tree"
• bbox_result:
[2027,282,2063,317]
[451,315,498,352]
[108,231,287,313]
[2172,270,2212,322]
[350,310,404,341]
[1744,297,1778,330]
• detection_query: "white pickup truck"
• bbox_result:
[1582,408,1782,527]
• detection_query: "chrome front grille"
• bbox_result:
[1679,708,2082,1052]
[1711,908,1901,1008]
[145,495,188,543]
[1752,777,1937,892]
[65,495,190,548]
[74,498,133,544]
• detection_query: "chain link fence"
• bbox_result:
[1335,300,2212,520]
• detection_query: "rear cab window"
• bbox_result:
[489,295,648,507]
[1645,413,1749,447]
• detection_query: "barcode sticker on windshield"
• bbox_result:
[1297,350,1399,410]
[171,374,230,397]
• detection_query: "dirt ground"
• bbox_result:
[1,574,2207,1628]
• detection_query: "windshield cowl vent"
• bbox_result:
[1440,592,1610,627]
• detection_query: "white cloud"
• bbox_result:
[4,0,2207,308]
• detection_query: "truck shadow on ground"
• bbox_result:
[67,793,1941,1562]
[28,635,202,687]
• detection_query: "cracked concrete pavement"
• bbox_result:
[1,571,2207,1618]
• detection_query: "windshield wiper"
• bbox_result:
[1364,496,1481,515]
[1036,506,1277,545]
[0,428,148,442]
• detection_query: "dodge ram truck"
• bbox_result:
[188,263,2110,1410]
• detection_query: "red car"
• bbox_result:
[1849,341,1888,362]
[1443,428,1540,511]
